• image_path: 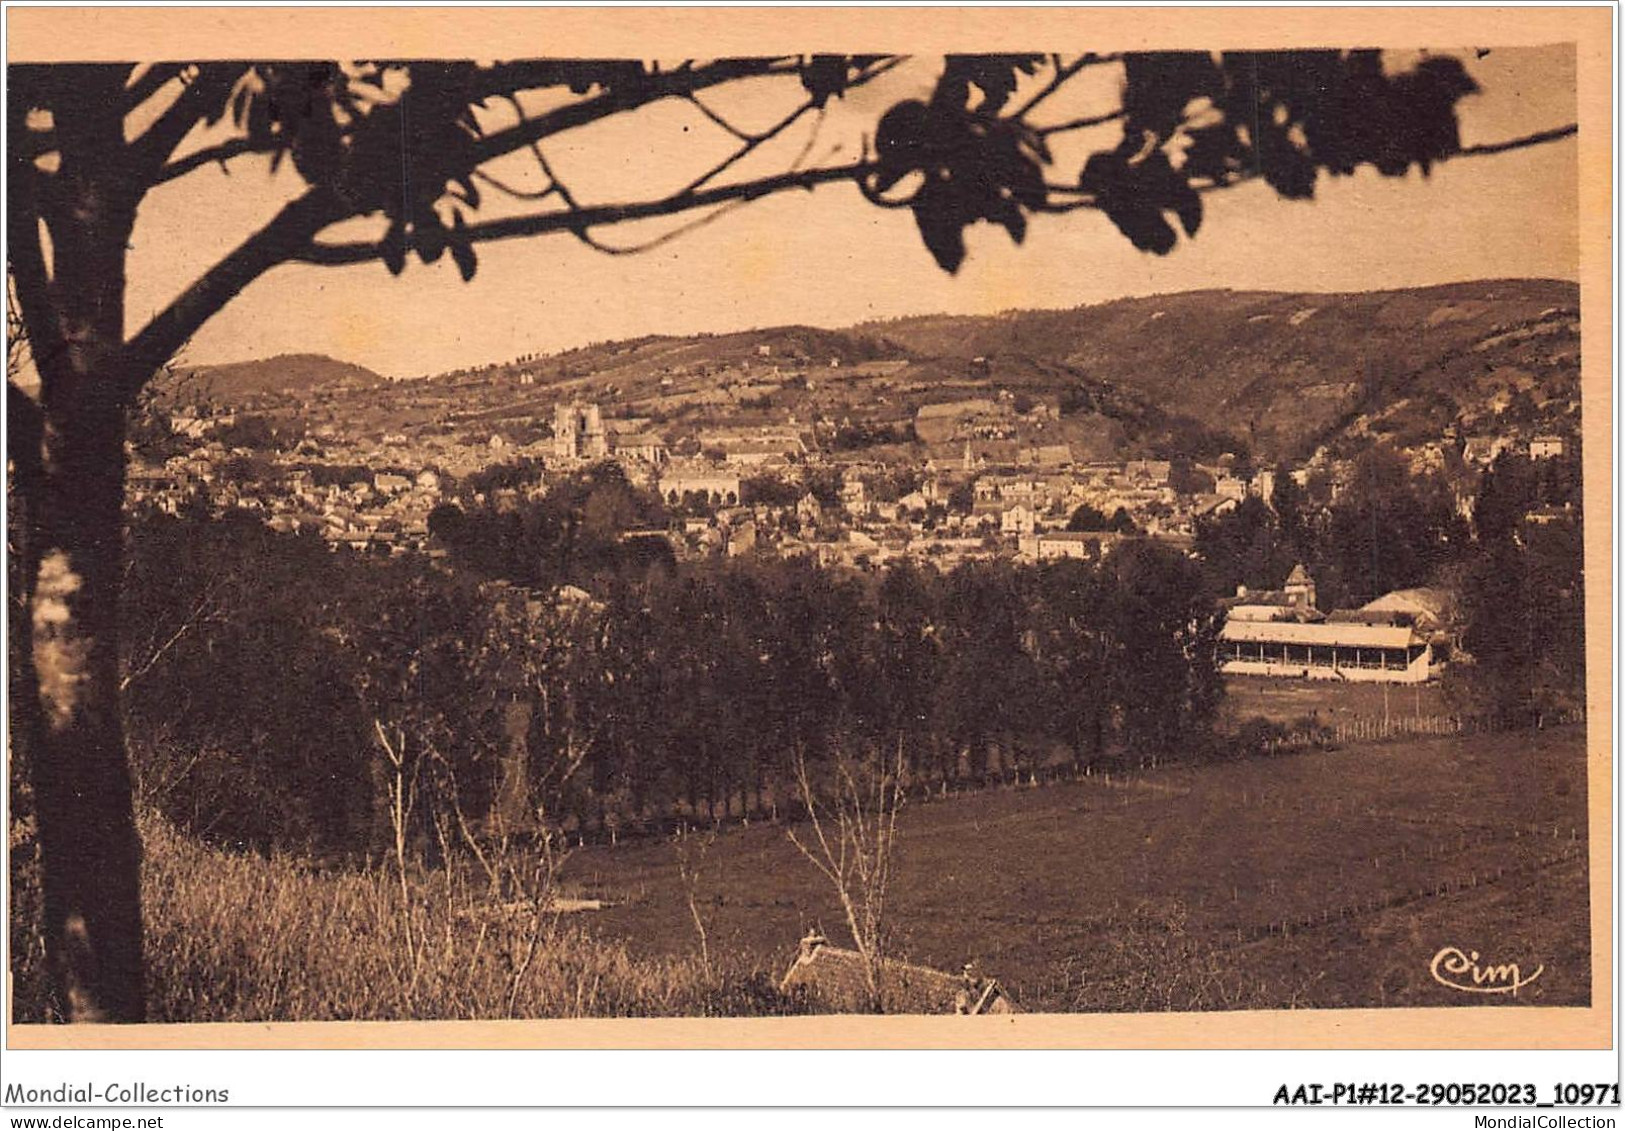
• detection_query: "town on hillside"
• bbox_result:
[129,283,1582,694]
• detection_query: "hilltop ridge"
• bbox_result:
[858,278,1579,459]
[179,279,1580,467]
[181,353,389,402]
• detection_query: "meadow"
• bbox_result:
[9,725,1589,1021]
[566,724,1591,1012]
[1218,676,1454,727]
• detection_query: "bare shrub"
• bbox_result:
[786,737,907,1012]
[673,825,717,975]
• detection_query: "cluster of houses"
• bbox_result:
[129,432,453,553]
[128,388,1573,687]
[290,468,444,552]
[132,396,1573,579]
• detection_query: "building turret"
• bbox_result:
[1284,563,1317,612]
[554,403,578,460]
[582,403,607,459]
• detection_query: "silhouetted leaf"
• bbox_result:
[382,222,407,276]
[800,55,850,108]
[880,91,1054,271]
[1257,124,1319,199]
[940,54,1044,114]
[1391,55,1480,174]
[1122,51,1224,138]
[1173,181,1202,238]
[415,213,446,265]
[875,99,932,188]
[1138,150,1203,237]
[1194,49,1481,199]
[1180,122,1246,184]
[1080,147,1193,255]
[449,213,477,282]
[912,179,968,273]
[990,193,1027,245]
[984,122,1048,209]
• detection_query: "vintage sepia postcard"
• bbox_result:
[3,5,1613,1058]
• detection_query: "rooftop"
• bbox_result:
[1221,619,1424,649]
[779,935,1013,1015]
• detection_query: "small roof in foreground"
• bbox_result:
[780,936,1014,1015]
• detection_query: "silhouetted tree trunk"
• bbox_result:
[25,252,146,1024]
[12,93,148,1018]
[28,391,146,1023]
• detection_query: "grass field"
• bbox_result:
[11,724,1589,1021]
[564,725,1591,1012]
[1219,676,1454,727]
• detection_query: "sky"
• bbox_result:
[124,45,1579,380]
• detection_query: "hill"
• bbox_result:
[861,279,1579,461]
[436,324,908,394]
[481,278,1580,465]
[192,280,1580,467]
[183,353,388,402]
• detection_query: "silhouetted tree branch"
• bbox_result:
[155,136,275,185]
[121,189,350,397]
[129,64,248,178]
[292,161,876,266]
[1457,122,1578,157]
[122,63,186,112]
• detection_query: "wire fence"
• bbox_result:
[1249,705,1587,756]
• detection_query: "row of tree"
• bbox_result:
[1193,447,1472,608]
[116,510,1222,861]
[1459,452,1585,717]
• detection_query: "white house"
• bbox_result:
[1219,619,1434,683]
[659,468,741,506]
[1361,587,1453,633]
[1463,435,1511,466]
[1017,531,1106,561]
[1220,567,1436,683]
[1000,504,1036,535]
[1215,475,1248,501]
[609,432,669,464]
[1530,434,1566,460]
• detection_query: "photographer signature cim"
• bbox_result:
[1429,946,1544,995]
